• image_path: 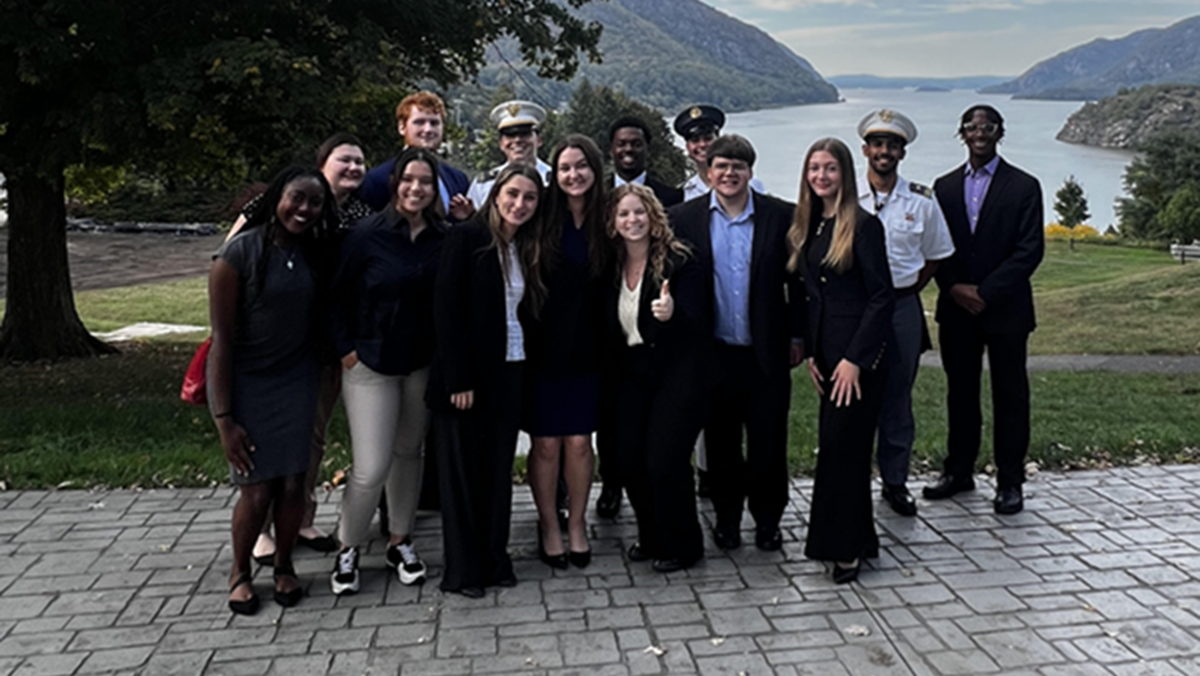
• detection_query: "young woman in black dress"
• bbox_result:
[428,164,546,597]
[525,135,608,569]
[787,138,895,584]
[209,166,338,614]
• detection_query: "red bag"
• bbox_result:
[180,337,212,406]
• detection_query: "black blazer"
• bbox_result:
[600,251,718,390]
[426,218,531,411]
[933,158,1045,334]
[791,207,895,373]
[668,191,799,376]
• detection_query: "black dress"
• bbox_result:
[795,209,895,563]
[524,219,602,436]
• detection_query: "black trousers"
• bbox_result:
[610,347,704,562]
[939,319,1031,490]
[704,344,791,532]
[804,364,883,563]
[435,362,523,592]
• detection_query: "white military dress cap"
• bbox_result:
[489,100,547,131]
[857,109,918,144]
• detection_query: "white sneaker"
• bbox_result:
[330,547,360,595]
[387,538,427,586]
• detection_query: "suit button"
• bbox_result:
[820,276,827,283]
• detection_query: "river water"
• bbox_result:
[711,89,1133,229]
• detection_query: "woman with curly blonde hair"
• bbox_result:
[598,183,715,572]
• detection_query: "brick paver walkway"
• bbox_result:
[3,466,1199,675]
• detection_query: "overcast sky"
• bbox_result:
[706,0,1199,78]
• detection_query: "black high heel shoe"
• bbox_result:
[832,559,861,584]
[538,528,568,570]
[568,548,591,568]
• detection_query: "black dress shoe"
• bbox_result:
[922,474,975,500]
[881,483,918,516]
[451,586,485,598]
[627,542,651,562]
[993,486,1024,515]
[712,525,741,551]
[652,555,701,573]
[755,528,783,551]
[297,533,340,552]
[832,560,861,584]
[493,574,518,588]
[596,484,622,519]
[696,469,712,499]
[537,530,569,570]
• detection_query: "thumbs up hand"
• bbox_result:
[651,279,674,322]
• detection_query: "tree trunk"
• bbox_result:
[0,168,117,362]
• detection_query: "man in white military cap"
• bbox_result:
[856,108,955,517]
[674,104,765,202]
[466,100,554,208]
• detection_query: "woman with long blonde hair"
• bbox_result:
[599,183,714,572]
[787,137,895,584]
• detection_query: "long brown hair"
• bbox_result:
[482,164,548,315]
[787,137,859,273]
[607,183,690,287]
[542,134,609,278]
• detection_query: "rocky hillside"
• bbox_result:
[472,0,837,113]
[983,16,1200,100]
[1057,85,1200,149]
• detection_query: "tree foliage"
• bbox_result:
[1117,130,1200,242]
[1053,176,1091,229]
[0,0,602,361]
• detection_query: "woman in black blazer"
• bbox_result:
[787,138,895,584]
[600,183,715,572]
[427,164,546,598]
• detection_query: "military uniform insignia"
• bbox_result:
[689,107,702,119]
[506,103,521,118]
[909,182,932,198]
[879,109,894,123]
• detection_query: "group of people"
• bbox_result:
[208,90,1044,614]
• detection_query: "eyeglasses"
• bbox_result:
[961,122,999,135]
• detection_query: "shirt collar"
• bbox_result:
[965,156,1000,179]
[614,171,647,188]
[709,190,755,222]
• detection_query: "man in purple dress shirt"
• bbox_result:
[923,105,1045,515]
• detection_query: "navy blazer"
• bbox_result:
[425,219,531,411]
[360,157,471,217]
[933,158,1044,334]
[668,191,799,377]
[791,207,895,373]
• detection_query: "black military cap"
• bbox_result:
[673,104,726,140]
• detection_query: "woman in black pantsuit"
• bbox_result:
[601,184,716,572]
[427,165,546,598]
[787,138,895,584]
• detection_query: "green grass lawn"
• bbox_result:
[2,240,1199,488]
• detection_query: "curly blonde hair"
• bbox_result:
[607,184,690,285]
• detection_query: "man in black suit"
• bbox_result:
[596,115,684,520]
[608,115,684,209]
[923,105,1045,515]
[668,134,803,550]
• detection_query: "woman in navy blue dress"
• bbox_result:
[525,135,608,569]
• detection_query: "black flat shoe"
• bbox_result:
[273,565,303,607]
[627,542,651,562]
[993,486,1024,515]
[922,474,975,500]
[253,553,275,567]
[493,574,518,588]
[454,586,485,599]
[881,483,918,517]
[712,525,741,551]
[596,484,622,519]
[228,572,259,616]
[537,530,569,570]
[569,548,592,569]
[755,527,783,551]
[298,533,340,552]
[832,560,861,584]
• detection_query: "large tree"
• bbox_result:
[0,0,601,361]
[1117,130,1200,242]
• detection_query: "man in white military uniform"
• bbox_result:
[673,104,765,202]
[857,109,955,517]
[467,100,554,208]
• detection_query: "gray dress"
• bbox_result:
[213,231,319,485]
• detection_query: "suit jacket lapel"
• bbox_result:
[749,195,768,284]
